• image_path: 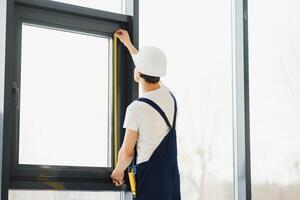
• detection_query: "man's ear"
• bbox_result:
[134,68,140,82]
[137,72,141,82]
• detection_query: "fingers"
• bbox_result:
[111,168,125,186]
[115,179,125,186]
[114,30,122,37]
[114,29,127,38]
[114,29,123,36]
[112,179,125,186]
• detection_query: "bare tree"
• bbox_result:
[195,69,227,200]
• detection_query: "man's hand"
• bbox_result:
[111,168,125,186]
[114,29,138,55]
[114,29,132,47]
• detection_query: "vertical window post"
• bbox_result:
[232,0,252,199]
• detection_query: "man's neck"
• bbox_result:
[142,82,161,93]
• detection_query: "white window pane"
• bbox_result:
[140,0,234,199]
[50,0,133,15]
[19,24,112,167]
[249,0,300,199]
[9,190,122,200]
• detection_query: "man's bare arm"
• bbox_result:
[116,128,138,171]
[114,29,138,55]
[111,128,138,186]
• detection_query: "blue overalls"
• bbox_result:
[134,92,181,200]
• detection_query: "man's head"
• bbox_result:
[131,46,167,84]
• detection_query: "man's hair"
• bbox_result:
[140,73,160,84]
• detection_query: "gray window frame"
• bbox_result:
[232,0,252,199]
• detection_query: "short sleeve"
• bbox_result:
[123,103,140,132]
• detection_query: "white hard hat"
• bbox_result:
[131,46,167,77]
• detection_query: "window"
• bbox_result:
[140,0,234,199]
[249,0,300,199]
[18,24,112,168]
[2,0,137,198]
[50,0,133,15]
[9,190,123,200]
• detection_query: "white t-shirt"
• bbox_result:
[123,83,176,164]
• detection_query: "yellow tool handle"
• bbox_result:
[128,171,137,197]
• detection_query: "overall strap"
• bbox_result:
[132,92,177,167]
[169,92,178,129]
[136,98,172,128]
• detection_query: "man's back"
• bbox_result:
[123,83,175,164]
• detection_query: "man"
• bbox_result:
[111,29,181,200]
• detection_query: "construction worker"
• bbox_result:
[111,29,181,200]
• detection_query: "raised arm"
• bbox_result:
[114,29,138,55]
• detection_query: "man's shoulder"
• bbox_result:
[127,99,147,112]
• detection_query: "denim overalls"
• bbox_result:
[134,92,181,200]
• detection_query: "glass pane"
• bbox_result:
[140,0,234,199]
[19,24,112,167]
[9,190,122,200]
[249,0,300,199]
[50,0,133,15]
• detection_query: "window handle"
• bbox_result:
[12,81,20,110]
